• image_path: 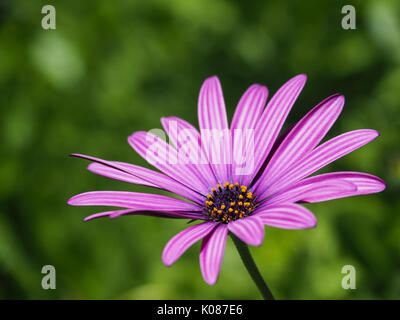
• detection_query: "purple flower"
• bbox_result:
[68,75,385,285]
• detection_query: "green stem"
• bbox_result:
[230,233,275,300]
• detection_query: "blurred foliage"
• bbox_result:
[0,0,399,299]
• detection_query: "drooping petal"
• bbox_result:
[162,222,216,266]
[199,223,228,285]
[254,94,344,194]
[231,85,268,182]
[161,116,217,187]
[87,163,157,186]
[71,153,204,203]
[67,191,203,212]
[258,129,380,198]
[128,131,210,195]
[241,74,307,186]
[228,215,264,246]
[84,209,203,221]
[262,178,357,207]
[299,172,386,203]
[198,76,231,184]
[255,203,317,229]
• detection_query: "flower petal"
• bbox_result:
[161,116,217,187]
[128,131,209,195]
[263,178,357,206]
[240,74,306,186]
[255,203,317,229]
[228,215,264,246]
[231,84,268,182]
[199,223,228,285]
[71,153,204,203]
[254,94,344,194]
[67,191,203,212]
[84,209,203,221]
[162,222,216,266]
[259,129,379,198]
[87,163,157,186]
[198,76,231,184]
[299,172,386,203]
[231,84,268,132]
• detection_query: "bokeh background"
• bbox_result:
[0,0,399,299]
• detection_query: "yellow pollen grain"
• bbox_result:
[229,184,234,189]
[230,202,235,206]
[239,195,243,200]
[217,210,222,214]
[235,182,239,186]
[213,208,218,211]
[238,201,243,206]
[228,208,233,213]
[241,185,247,192]
[207,195,213,199]
[244,202,250,207]
[211,188,216,192]
[234,210,239,214]
[221,204,226,210]
[247,192,253,199]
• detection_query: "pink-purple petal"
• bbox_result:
[67,191,202,212]
[162,222,216,266]
[72,153,204,203]
[128,131,210,195]
[161,116,218,187]
[260,129,380,197]
[254,94,344,195]
[228,216,264,246]
[231,84,268,182]
[300,172,386,203]
[241,74,307,186]
[198,76,231,184]
[87,163,156,187]
[199,223,228,285]
[263,178,357,206]
[255,203,317,229]
[84,209,203,222]
[230,84,268,132]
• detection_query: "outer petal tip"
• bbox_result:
[204,276,218,286]
[375,177,386,192]
[372,129,380,139]
[67,195,77,206]
[294,73,307,84]
[162,254,173,267]
[206,75,220,82]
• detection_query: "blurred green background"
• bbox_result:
[0,0,399,299]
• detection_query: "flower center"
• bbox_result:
[204,182,256,223]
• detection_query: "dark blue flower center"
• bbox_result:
[204,182,256,223]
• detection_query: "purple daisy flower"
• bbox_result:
[68,74,385,291]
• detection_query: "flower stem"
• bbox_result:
[230,233,275,300]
